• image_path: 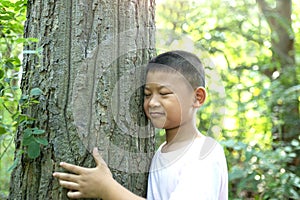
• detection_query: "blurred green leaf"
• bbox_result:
[19,94,28,104]
[29,88,43,97]
[0,70,4,79]
[0,126,6,135]
[22,134,33,146]
[229,166,247,181]
[31,128,45,135]
[34,137,48,146]
[4,62,14,69]
[27,141,40,159]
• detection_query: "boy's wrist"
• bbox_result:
[98,176,117,198]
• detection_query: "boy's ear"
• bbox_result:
[193,87,206,108]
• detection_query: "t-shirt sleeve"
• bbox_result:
[169,146,228,200]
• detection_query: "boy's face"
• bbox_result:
[143,70,195,130]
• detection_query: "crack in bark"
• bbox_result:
[87,45,100,149]
[64,0,74,163]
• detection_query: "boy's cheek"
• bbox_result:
[143,100,148,110]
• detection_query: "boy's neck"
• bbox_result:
[162,121,201,152]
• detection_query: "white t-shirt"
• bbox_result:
[147,135,228,200]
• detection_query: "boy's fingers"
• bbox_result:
[58,180,80,191]
[93,147,107,167]
[53,172,78,182]
[59,162,85,174]
[67,191,83,199]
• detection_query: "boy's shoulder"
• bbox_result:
[198,136,225,160]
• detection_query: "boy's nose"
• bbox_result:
[149,95,160,107]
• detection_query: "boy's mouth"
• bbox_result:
[149,111,165,118]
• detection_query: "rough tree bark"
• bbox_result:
[9,0,156,199]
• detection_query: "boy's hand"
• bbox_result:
[53,147,112,199]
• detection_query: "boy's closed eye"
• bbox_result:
[143,90,173,97]
[159,91,173,96]
[144,92,151,97]
[159,88,173,96]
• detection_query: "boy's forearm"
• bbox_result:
[101,178,146,200]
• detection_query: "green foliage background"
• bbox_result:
[0,0,26,197]
[1,0,48,197]
[0,0,299,199]
[155,0,300,199]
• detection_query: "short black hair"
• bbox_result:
[146,50,205,89]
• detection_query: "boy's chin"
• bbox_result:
[150,122,166,129]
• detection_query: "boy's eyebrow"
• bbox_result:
[144,85,171,90]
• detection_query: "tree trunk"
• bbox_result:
[9,0,156,199]
[257,0,299,142]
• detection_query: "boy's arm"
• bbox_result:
[53,148,145,200]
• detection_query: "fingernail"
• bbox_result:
[59,162,64,166]
[93,147,98,153]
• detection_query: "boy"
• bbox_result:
[53,50,228,199]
